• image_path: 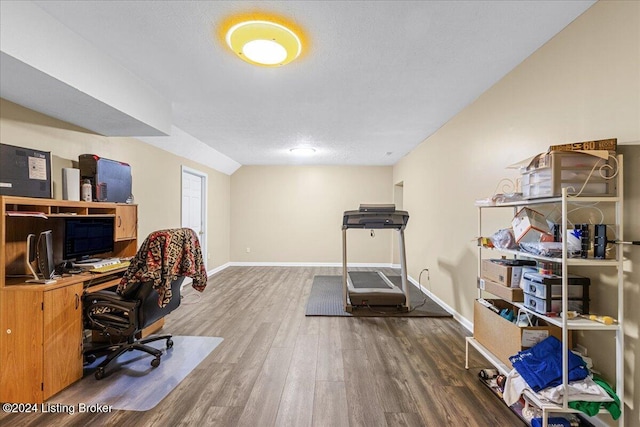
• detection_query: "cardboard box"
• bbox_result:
[479,278,524,302]
[474,299,568,368]
[512,207,551,243]
[481,259,526,288]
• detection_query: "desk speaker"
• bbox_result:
[62,168,80,201]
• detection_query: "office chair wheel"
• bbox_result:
[166,338,174,349]
[151,357,161,368]
[85,354,96,364]
[95,367,105,380]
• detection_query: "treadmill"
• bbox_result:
[342,204,410,312]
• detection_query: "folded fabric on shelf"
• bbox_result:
[502,369,612,407]
[503,369,528,406]
[569,375,621,420]
[509,336,588,392]
[540,375,613,404]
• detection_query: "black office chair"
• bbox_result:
[83,228,207,380]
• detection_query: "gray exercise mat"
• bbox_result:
[305,274,452,317]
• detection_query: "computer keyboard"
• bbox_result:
[89,261,131,274]
[73,257,121,269]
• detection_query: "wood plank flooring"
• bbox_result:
[0,266,524,426]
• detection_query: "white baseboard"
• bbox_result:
[406,274,472,331]
[207,262,231,277]
[228,261,394,268]
[181,262,232,291]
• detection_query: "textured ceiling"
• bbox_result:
[23,1,595,167]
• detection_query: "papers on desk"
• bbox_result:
[6,210,48,219]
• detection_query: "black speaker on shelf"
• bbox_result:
[575,224,590,259]
[25,230,56,284]
[594,224,607,259]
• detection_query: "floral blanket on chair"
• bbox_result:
[117,228,208,307]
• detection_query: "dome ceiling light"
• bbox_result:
[226,20,302,66]
[289,147,316,156]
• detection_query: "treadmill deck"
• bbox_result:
[347,271,406,306]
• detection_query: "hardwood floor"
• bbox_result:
[1,266,524,426]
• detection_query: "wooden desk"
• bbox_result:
[0,270,125,403]
[1,196,140,403]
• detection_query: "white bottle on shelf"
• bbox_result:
[81,179,92,202]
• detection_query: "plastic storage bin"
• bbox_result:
[522,272,590,299]
[523,293,589,315]
[520,151,616,199]
[522,272,590,315]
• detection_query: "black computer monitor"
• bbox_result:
[63,217,115,261]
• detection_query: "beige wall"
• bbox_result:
[0,98,231,270]
[394,1,639,425]
[230,165,393,263]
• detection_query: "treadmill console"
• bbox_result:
[343,205,409,229]
[359,204,396,212]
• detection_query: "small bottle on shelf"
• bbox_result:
[81,179,92,202]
